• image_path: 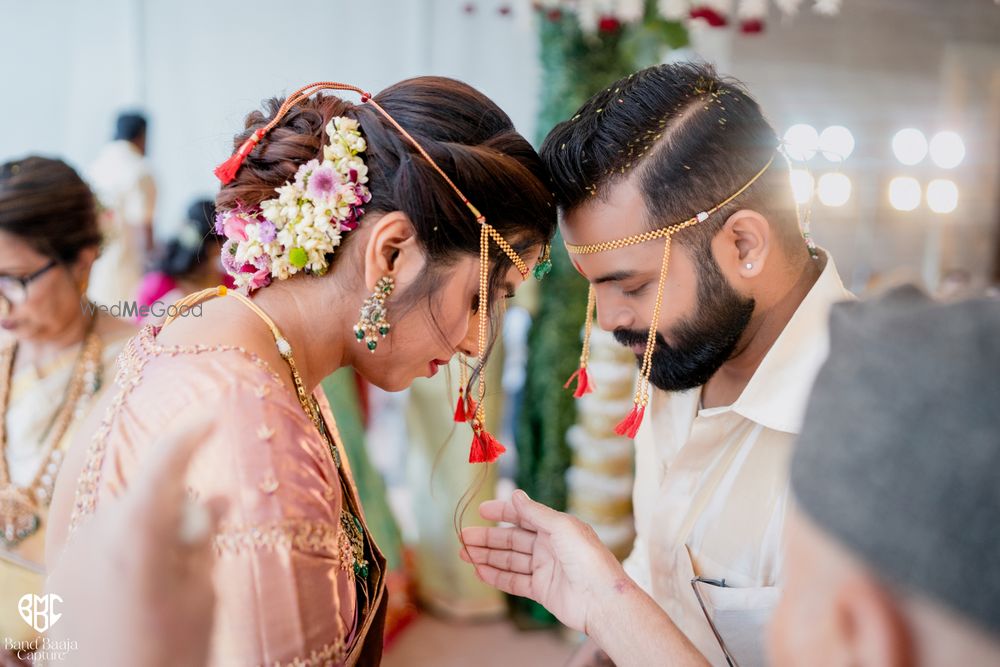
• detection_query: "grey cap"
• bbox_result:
[791,284,1000,636]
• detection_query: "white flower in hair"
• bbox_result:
[216,116,373,291]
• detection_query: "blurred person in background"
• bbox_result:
[0,157,134,664]
[463,286,1000,667]
[87,111,157,307]
[136,198,226,324]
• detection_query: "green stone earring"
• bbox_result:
[353,276,394,353]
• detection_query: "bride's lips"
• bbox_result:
[428,358,450,377]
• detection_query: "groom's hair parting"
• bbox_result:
[218,77,557,320]
[541,62,804,257]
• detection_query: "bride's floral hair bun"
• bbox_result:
[214,116,371,291]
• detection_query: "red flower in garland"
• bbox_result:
[689,6,729,27]
[598,15,622,33]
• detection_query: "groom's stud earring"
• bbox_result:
[354,276,394,353]
[745,263,753,270]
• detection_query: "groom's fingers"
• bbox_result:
[473,563,533,598]
[462,526,537,554]
[462,545,533,574]
[510,489,566,533]
[478,498,520,524]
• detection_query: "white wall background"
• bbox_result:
[0,0,541,238]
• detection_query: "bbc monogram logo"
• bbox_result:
[18,593,63,633]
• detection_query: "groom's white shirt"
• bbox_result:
[622,252,852,666]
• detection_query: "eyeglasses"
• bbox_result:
[0,260,58,305]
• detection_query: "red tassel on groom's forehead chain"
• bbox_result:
[214,81,529,464]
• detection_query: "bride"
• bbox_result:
[45,76,555,666]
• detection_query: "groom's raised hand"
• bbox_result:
[459,489,628,636]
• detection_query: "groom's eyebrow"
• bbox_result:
[593,270,637,284]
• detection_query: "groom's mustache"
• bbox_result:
[613,327,668,352]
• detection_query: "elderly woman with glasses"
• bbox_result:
[0,156,134,653]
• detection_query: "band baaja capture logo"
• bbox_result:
[18,593,62,633]
[5,594,78,662]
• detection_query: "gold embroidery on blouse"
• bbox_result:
[212,519,342,560]
[276,637,348,667]
[338,524,356,573]
[69,326,290,534]
[258,473,279,494]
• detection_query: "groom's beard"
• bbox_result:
[613,255,755,392]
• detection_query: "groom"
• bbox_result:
[539,62,852,665]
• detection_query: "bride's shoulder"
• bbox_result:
[130,298,292,394]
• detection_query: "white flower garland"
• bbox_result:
[215,117,372,291]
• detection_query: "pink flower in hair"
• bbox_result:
[257,219,277,243]
[222,212,250,242]
[306,163,338,201]
[246,267,271,290]
[221,238,242,275]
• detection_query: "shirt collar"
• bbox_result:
[722,251,853,434]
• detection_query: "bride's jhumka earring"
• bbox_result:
[354,276,394,352]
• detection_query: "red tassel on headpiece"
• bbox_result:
[214,129,265,184]
[454,389,468,423]
[469,428,507,464]
[614,404,646,439]
[564,366,594,398]
[453,389,478,423]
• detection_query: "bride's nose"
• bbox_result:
[458,310,481,357]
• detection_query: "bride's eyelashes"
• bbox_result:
[471,291,517,314]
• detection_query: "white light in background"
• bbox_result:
[817,172,852,207]
[926,179,959,214]
[783,124,819,161]
[929,131,965,169]
[789,168,815,204]
[819,126,855,162]
[889,176,922,211]
[892,128,928,166]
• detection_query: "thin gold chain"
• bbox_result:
[564,154,775,255]
[634,235,674,405]
[473,223,490,427]
[579,285,596,367]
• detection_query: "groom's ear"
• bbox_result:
[362,211,424,291]
[716,208,772,278]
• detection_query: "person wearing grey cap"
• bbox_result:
[770,284,1000,667]
[463,285,1000,666]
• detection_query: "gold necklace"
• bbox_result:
[0,319,103,548]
